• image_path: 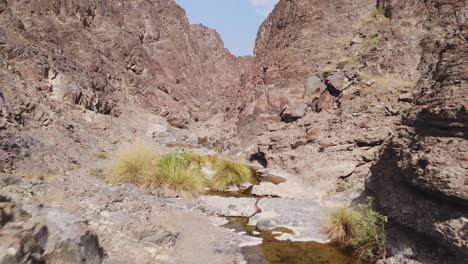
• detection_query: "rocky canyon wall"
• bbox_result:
[0,0,250,173]
[233,0,467,262]
[366,1,467,263]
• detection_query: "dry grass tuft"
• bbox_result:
[108,142,156,185]
[145,151,206,196]
[322,198,387,261]
[323,206,359,245]
[108,145,253,196]
[211,159,254,191]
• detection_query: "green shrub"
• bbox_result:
[95,151,109,159]
[322,197,386,261]
[353,197,387,260]
[108,142,156,185]
[211,159,254,191]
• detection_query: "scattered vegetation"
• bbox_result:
[322,197,387,261]
[359,74,417,103]
[323,57,357,75]
[95,151,109,159]
[188,152,208,165]
[107,142,253,196]
[211,159,254,191]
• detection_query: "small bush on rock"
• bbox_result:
[322,206,359,245]
[322,197,386,261]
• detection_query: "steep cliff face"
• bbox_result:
[251,0,374,97]
[367,1,467,262]
[0,0,250,124]
[234,0,426,186]
[0,0,249,173]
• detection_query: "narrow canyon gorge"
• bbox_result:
[0,0,466,263]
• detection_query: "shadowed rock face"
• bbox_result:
[367,0,467,263]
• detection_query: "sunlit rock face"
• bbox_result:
[0,0,250,126]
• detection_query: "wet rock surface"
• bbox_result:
[249,198,328,242]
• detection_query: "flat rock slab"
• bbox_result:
[248,198,329,242]
[251,182,291,197]
[216,232,263,255]
[195,196,258,217]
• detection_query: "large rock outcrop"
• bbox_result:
[367,0,467,263]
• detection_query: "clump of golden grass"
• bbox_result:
[322,197,387,261]
[145,151,206,195]
[370,36,380,45]
[323,206,359,245]
[211,159,254,191]
[187,152,208,165]
[108,142,157,185]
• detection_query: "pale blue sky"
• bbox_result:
[176,0,278,56]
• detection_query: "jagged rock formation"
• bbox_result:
[367,1,467,263]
